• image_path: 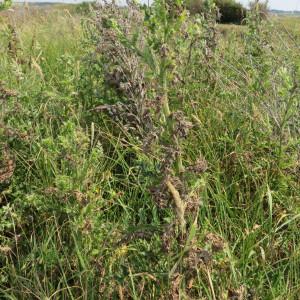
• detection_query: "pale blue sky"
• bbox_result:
[238,0,300,11]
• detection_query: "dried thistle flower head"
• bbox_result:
[187,157,208,174]
[185,194,203,216]
[205,233,225,253]
[0,145,15,183]
[171,111,193,139]
[169,272,183,300]
[161,223,175,252]
[150,183,170,209]
[228,286,247,300]
[0,81,17,101]
[160,44,170,58]
[142,131,159,153]
[184,247,212,271]
[160,146,179,174]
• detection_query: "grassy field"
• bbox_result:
[0,3,300,299]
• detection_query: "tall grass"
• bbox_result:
[0,2,300,299]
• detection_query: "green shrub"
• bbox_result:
[216,0,246,23]
[187,0,246,24]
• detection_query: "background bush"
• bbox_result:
[187,0,247,24]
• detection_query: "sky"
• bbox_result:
[238,0,300,11]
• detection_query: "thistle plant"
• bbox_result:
[0,81,17,185]
[245,1,300,167]
[90,3,215,291]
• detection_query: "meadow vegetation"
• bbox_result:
[0,1,300,299]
